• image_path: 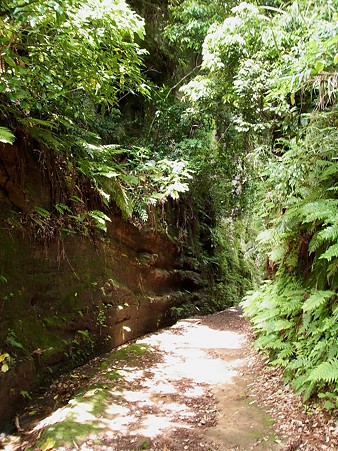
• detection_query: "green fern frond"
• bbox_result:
[20,117,57,128]
[269,244,286,264]
[269,319,293,332]
[308,232,322,253]
[311,339,330,354]
[319,243,338,262]
[308,359,338,383]
[303,381,317,402]
[88,210,111,233]
[308,224,338,254]
[320,310,338,332]
[292,374,309,393]
[327,343,338,360]
[327,261,338,279]
[288,356,311,370]
[109,179,133,219]
[26,126,66,151]
[320,162,338,181]
[270,346,294,363]
[257,228,277,245]
[279,296,303,315]
[269,338,289,350]
[0,126,15,144]
[300,200,338,224]
[302,290,335,312]
[254,334,278,350]
[319,225,338,241]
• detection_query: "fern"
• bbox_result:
[269,319,293,332]
[308,360,338,383]
[0,126,15,144]
[302,290,335,313]
[270,345,294,365]
[303,381,317,402]
[300,199,338,224]
[88,210,111,233]
[279,295,303,315]
[308,232,322,253]
[318,224,338,241]
[110,179,133,219]
[293,374,311,394]
[78,145,193,223]
[288,356,312,370]
[254,334,279,350]
[319,243,338,262]
[26,125,68,151]
[309,224,338,254]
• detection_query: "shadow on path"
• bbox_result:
[5,307,283,450]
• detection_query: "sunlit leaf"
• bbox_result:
[0,127,15,144]
[1,363,9,373]
[40,438,56,451]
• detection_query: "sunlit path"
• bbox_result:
[6,307,281,450]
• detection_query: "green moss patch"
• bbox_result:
[38,419,100,448]
[104,370,124,381]
[37,386,114,447]
[109,343,149,361]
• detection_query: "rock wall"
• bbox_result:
[0,140,208,429]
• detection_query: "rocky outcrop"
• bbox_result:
[0,141,209,429]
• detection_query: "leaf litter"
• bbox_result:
[1,307,337,450]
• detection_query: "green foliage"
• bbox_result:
[187,0,338,404]
[0,126,15,144]
[165,0,233,53]
[242,279,338,400]
[6,329,24,350]
[78,143,193,223]
[243,116,338,400]
[0,0,147,113]
[302,291,335,313]
[0,0,149,163]
[309,360,338,384]
[208,217,259,306]
[0,0,200,229]
[63,329,94,365]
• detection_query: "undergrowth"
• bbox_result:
[242,110,338,409]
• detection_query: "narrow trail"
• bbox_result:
[4,307,337,450]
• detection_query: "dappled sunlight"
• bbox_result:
[23,317,248,449]
[144,352,239,385]
[139,321,246,385]
[103,404,129,417]
[140,322,245,351]
[184,386,205,397]
[118,390,151,403]
[32,403,96,430]
[133,414,189,437]
[142,380,177,395]
[101,414,139,434]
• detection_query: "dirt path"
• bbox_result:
[3,307,337,450]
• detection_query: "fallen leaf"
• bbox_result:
[40,438,55,451]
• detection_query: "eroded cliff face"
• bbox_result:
[0,140,208,429]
